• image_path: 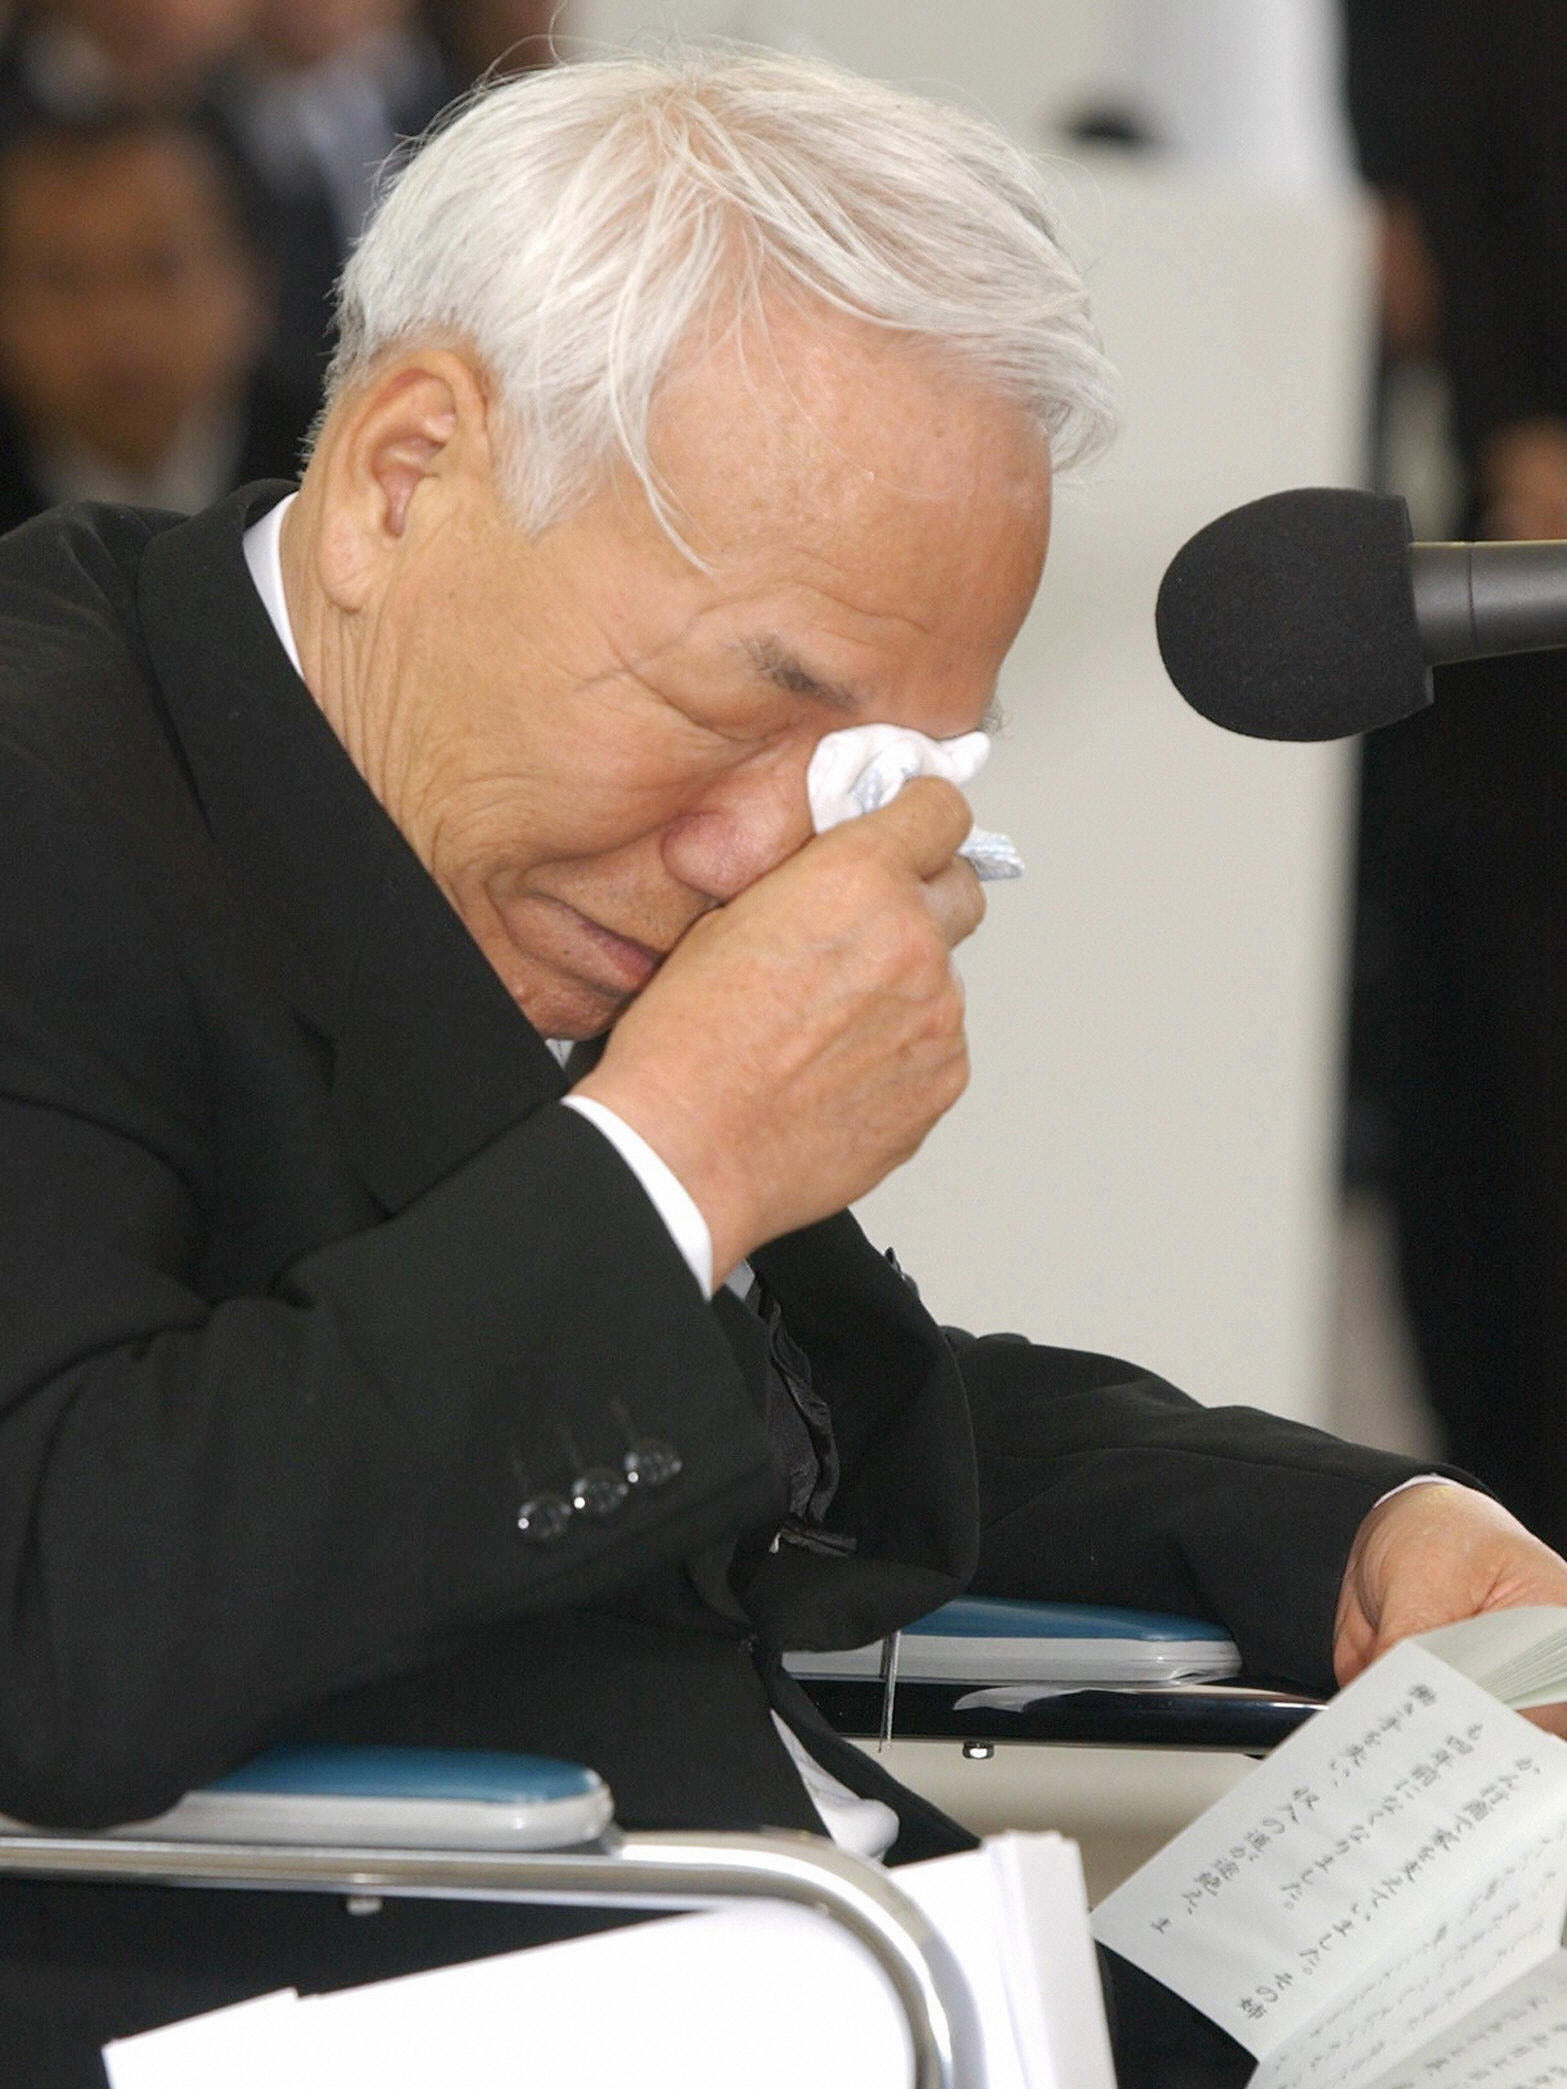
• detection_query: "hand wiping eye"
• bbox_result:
[805,724,1023,880]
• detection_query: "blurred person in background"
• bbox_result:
[209,0,451,400]
[0,111,313,528]
[422,0,557,94]
[1338,0,1442,456]
[1343,0,1567,1551]
[1338,0,1445,1201]
[0,0,562,429]
[0,0,253,122]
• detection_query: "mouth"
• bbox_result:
[573,911,665,991]
[536,897,667,995]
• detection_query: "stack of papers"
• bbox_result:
[105,1832,1115,2089]
[1414,1606,1567,1712]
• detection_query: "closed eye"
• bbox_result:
[741,636,864,716]
[740,634,1004,736]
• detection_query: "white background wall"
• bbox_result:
[573,0,1115,141]
[852,155,1367,1424]
[1108,0,1353,195]
[568,1,1371,1424]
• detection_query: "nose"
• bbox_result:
[659,742,818,905]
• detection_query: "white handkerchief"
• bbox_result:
[806,725,1023,880]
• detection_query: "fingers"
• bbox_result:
[809,775,983,948]
[853,775,974,880]
[826,776,983,946]
[921,855,986,949]
[1335,1481,1567,1700]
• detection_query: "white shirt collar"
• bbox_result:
[241,490,305,682]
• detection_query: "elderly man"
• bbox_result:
[0,48,1559,2087]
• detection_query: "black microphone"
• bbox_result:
[1155,487,1567,741]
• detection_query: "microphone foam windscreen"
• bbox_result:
[1155,488,1433,741]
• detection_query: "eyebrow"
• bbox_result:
[740,634,1005,735]
[742,636,865,715]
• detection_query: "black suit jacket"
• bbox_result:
[0,486,1435,2077]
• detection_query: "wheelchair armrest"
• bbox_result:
[74,1743,619,1850]
[798,1676,1320,1751]
[785,1596,1318,1751]
[0,1746,981,2089]
[785,1596,1243,1687]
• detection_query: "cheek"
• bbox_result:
[451,740,745,885]
[409,613,765,882]
[528,703,758,862]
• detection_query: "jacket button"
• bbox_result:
[516,1492,572,1544]
[571,1467,630,1518]
[623,1439,682,1489]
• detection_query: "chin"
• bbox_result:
[511,974,625,1044]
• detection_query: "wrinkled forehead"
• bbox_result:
[651,299,1052,548]
[639,298,1057,589]
[628,303,1052,649]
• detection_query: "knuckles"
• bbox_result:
[860,910,953,1001]
[814,839,906,917]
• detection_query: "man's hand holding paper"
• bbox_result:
[1336,1484,1567,1737]
[1094,1606,1567,2089]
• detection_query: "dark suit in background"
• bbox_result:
[0,375,313,538]
[0,108,319,539]
[203,30,453,405]
[1344,0,1567,1549]
[0,487,1438,2082]
[0,12,452,411]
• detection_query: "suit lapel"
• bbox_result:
[135,483,565,1215]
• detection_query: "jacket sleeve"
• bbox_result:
[945,1327,1463,1698]
[0,742,781,1826]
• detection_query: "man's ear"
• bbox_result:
[313,349,495,611]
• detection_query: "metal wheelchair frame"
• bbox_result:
[0,1814,983,2089]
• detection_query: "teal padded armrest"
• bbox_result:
[784,1595,1243,1686]
[68,1744,614,1851]
[208,1744,601,1803]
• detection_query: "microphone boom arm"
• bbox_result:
[1412,540,1567,666]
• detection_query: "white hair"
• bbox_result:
[327,46,1118,545]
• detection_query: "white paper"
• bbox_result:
[1250,1814,1567,2089]
[1356,1947,1567,2089]
[1091,1642,1567,2057]
[1416,1608,1567,1713]
[318,1898,934,2088]
[102,1833,1109,2089]
[954,1685,1093,1710]
[900,1847,1031,2089]
[954,1679,1292,1712]
[104,1906,916,2089]
[991,1832,1119,2089]
[900,1834,1115,2089]
[104,1990,301,2089]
